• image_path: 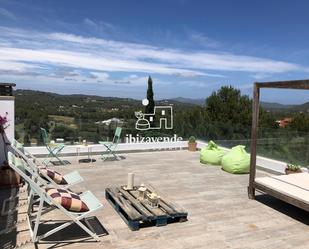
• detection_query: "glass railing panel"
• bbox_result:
[14,111,309,168]
[197,122,308,167]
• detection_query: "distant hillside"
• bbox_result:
[14,89,198,116]
[294,102,309,112]
[169,97,205,106]
[15,89,140,107]
[260,101,309,112]
[15,90,307,112]
[260,101,293,109]
[170,97,309,111]
[13,89,201,143]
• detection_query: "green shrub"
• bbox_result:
[188,136,196,143]
[286,163,301,171]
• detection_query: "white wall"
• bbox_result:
[0,96,15,141]
[0,96,14,165]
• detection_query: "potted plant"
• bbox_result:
[188,136,197,151]
[285,164,302,175]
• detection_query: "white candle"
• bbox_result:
[127,173,134,190]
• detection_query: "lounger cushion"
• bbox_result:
[40,168,68,185]
[46,188,89,212]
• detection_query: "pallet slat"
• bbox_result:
[146,184,187,215]
[105,188,142,221]
[129,190,166,217]
[105,185,188,231]
[118,188,154,219]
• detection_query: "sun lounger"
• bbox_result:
[11,139,84,189]
[255,173,309,210]
[248,80,309,213]
[8,152,103,242]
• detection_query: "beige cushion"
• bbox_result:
[46,188,89,212]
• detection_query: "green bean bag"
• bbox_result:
[221,145,250,174]
[200,141,225,165]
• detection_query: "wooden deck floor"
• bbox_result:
[22,150,309,249]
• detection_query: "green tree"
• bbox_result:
[14,130,20,141]
[145,76,155,115]
[289,113,309,132]
[205,86,252,126]
[52,124,76,142]
[204,86,252,140]
[23,133,31,146]
[23,111,49,143]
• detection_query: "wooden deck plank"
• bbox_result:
[19,150,309,249]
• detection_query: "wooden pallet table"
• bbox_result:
[105,185,188,231]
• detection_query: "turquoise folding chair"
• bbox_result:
[40,127,66,166]
[8,152,103,242]
[99,127,122,161]
[11,139,84,189]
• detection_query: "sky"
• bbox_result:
[0,0,308,103]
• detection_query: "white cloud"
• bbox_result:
[45,30,303,73]
[251,73,271,80]
[0,26,307,86]
[89,72,109,81]
[83,18,97,28]
[0,8,17,20]
[0,44,210,77]
[187,30,221,48]
[83,18,118,36]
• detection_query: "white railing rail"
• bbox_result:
[25,140,286,174]
[25,140,188,155]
